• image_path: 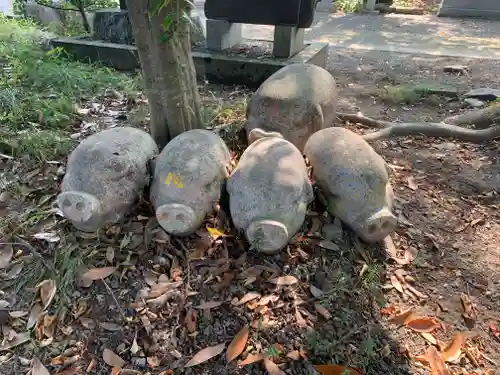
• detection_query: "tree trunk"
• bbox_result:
[125,0,203,149]
[77,4,91,34]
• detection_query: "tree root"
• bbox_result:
[444,102,500,130]
[337,113,500,143]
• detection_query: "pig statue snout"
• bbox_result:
[57,190,102,232]
[156,202,199,236]
[246,219,289,254]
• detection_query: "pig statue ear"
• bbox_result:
[247,128,283,145]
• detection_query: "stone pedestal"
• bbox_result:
[316,0,336,12]
[365,0,377,11]
[206,19,242,50]
[92,9,134,45]
[273,26,305,58]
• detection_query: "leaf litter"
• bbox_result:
[2,68,500,375]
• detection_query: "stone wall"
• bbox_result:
[23,1,95,32]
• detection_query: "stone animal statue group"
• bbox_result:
[58,62,498,253]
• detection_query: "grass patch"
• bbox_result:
[336,0,363,13]
[0,14,139,159]
[303,243,398,374]
[374,84,452,106]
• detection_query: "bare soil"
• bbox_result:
[1,49,500,375]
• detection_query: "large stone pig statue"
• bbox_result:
[304,128,397,243]
[245,63,338,153]
[150,129,231,236]
[57,127,158,232]
[227,137,314,254]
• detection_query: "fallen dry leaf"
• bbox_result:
[389,308,418,326]
[102,348,125,368]
[235,292,261,306]
[310,285,324,298]
[0,243,13,269]
[263,358,285,375]
[460,294,475,328]
[111,368,120,375]
[380,306,396,316]
[268,275,298,286]
[55,367,81,375]
[28,303,43,329]
[237,353,264,367]
[390,274,404,293]
[313,364,362,375]
[318,240,339,251]
[258,294,277,306]
[0,330,30,350]
[184,342,226,367]
[286,350,301,361]
[82,267,116,281]
[314,303,332,320]
[37,279,57,310]
[130,337,140,355]
[415,346,449,375]
[442,333,466,363]
[194,300,224,309]
[421,332,438,345]
[226,325,249,363]
[406,317,441,333]
[32,358,50,375]
[489,323,500,340]
[206,227,225,240]
[407,176,418,190]
[4,262,23,280]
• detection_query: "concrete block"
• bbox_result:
[273,26,305,58]
[206,19,242,51]
[438,0,500,18]
[49,36,328,88]
[316,0,336,12]
[365,0,377,11]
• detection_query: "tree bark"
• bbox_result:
[125,0,203,148]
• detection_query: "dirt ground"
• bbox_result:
[1,49,500,375]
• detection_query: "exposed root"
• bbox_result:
[336,112,391,128]
[364,123,500,142]
[337,113,500,143]
[444,102,500,130]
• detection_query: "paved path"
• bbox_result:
[193,3,500,60]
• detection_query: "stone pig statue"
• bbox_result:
[57,127,158,232]
[304,127,397,243]
[245,63,338,153]
[227,137,313,254]
[150,129,231,236]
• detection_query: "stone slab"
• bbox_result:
[49,36,328,88]
[438,0,500,18]
[193,42,328,87]
[51,37,139,71]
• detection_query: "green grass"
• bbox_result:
[0,14,139,160]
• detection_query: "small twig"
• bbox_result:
[101,278,127,321]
